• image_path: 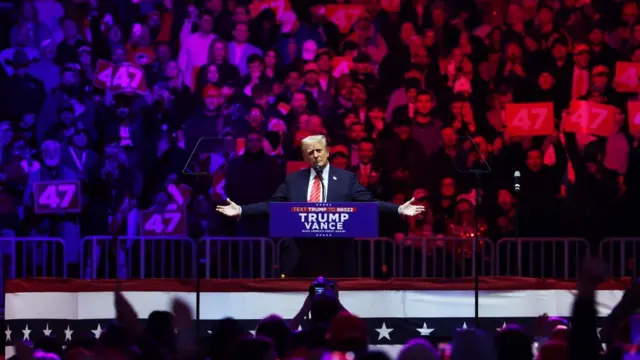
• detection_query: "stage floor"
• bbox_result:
[3,277,630,358]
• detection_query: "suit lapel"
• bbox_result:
[326,167,338,202]
[297,168,311,202]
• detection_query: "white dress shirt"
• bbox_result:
[307,164,330,202]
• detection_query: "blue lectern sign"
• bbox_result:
[269,202,379,238]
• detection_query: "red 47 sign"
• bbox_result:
[249,0,290,20]
[505,102,555,136]
[140,210,187,237]
[34,181,82,214]
[326,5,365,33]
[93,60,148,93]
[614,62,640,93]
[565,100,616,136]
[627,101,640,136]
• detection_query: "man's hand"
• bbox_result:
[216,198,241,217]
[398,197,425,217]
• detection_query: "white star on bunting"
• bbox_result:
[249,330,256,336]
[22,324,32,341]
[497,322,507,331]
[207,330,212,334]
[5,325,11,343]
[459,322,468,330]
[43,324,52,336]
[417,322,434,336]
[92,324,103,339]
[375,322,393,340]
[64,325,74,341]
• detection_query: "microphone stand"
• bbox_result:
[453,134,491,329]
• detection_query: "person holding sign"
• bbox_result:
[216,135,424,276]
[23,139,82,271]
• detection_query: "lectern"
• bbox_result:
[269,202,379,238]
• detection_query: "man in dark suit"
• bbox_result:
[217,135,424,277]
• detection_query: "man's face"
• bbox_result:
[592,73,608,89]
[552,44,567,60]
[406,88,418,104]
[200,15,214,33]
[248,108,263,127]
[574,52,590,68]
[589,29,604,45]
[304,70,319,86]
[248,60,263,78]
[358,141,374,164]
[393,125,410,140]
[62,19,78,40]
[411,48,429,68]
[233,24,249,43]
[497,189,513,210]
[441,128,456,147]
[205,93,222,110]
[303,140,329,168]
[61,71,79,87]
[113,48,127,64]
[42,141,61,167]
[416,94,433,114]
[538,72,555,90]
[286,72,302,90]
[316,55,331,72]
[441,177,455,197]
[331,155,349,169]
[538,8,553,24]
[291,93,307,113]
[206,0,223,12]
[526,149,542,172]
[234,7,249,23]
[348,123,367,142]
[72,132,88,148]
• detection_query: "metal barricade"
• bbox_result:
[398,237,494,278]
[274,237,396,278]
[496,237,589,279]
[201,237,275,279]
[356,238,397,278]
[600,238,640,278]
[0,237,66,309]
[80,236,196,279]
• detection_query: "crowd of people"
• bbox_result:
[3,0,640,358]
[1,0,640,270]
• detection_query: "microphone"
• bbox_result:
[314,165,326,202]
[514,171,521,193]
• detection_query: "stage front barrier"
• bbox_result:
[355,238,397,278]
[496,237,589,279]
[80,236,196,279]
[0,237,66,309]
[200,237,276,279]
[397,237,494,278]
[600,238,640,278]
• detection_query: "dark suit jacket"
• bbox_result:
[242,167,399,215]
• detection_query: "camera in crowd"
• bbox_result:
[309,276,337,298]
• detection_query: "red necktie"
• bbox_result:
[309,175,322,202]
